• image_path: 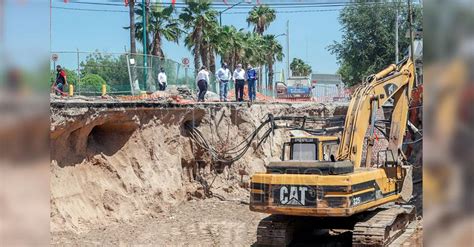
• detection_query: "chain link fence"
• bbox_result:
[50,51,195,96]
[50,51,348,102]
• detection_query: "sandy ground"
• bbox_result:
[51,198,422,246]
[51,198,265,246]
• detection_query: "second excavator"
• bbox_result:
[250,58,417,246]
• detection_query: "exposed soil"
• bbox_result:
[50,101,422,245]
[50,102,347,235]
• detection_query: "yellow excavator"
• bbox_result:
[250,58,416,246]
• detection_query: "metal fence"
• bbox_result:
[50,51,348,102]
[50,51,195,96]
[311,84,350,103]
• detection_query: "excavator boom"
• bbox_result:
[337,58,415,168]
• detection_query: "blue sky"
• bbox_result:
[50,0,343,74]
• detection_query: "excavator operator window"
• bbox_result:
[291,142,317,160]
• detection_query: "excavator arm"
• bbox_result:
[337,58,415,168]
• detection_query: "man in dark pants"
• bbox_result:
[196,66,210,102]
[246,64,257,102]
[233,64,246,102]
[54,65,68,95]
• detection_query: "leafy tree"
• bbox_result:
[128,4,182,58]
[246,5,276,35]
[79,74,107,93]
[328,1,422,86]
[79,52,129,90]
[290,58,312,77]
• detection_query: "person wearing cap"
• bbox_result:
[54,65,68,95]
[215,63,232,102]
[196,66,210,102]
[157,67,167,91]
[233,64,246,102]
[246,64,258,102]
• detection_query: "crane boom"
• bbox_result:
[337,58,415,168]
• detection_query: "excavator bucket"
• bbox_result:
[399,165,413,202]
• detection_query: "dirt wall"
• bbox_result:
[50,103,348,234]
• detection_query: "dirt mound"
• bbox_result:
[50,102,348,234]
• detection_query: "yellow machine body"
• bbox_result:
[250,59,415,219]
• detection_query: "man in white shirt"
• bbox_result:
[215,63,232,102]
[233,64,246,102]
[195,66,210,102]
[157,67,167,91]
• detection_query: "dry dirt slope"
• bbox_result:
[50,102,347,236]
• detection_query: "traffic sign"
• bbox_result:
[51,53,59,61]
[182,57,190,65]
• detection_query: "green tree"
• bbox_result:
[179,0,217,73]
[246,5,276,35]
[262,34,284,89]
[290,58,312,77]
[129,4,181,58]
[79,52,129,91]
[79,74,107,93]
[328,1,422,86]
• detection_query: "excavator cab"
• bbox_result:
[267,135,354,175]
[280,136,339,161]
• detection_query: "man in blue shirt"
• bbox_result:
[246,64,258,102]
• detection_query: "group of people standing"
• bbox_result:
[196,63,258,102]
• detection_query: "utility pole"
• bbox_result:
[286,20,290,78]
[408,0,414,63]
[142,0,147,90]
[395,8,399,63]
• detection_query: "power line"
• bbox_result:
[52,6,344,14]
[228,8,344,14]
[60,0,401,9]
[52,6,128,13]
[52,1,410,14]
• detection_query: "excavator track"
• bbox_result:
[352,205,416,247]
[256,215,295,246]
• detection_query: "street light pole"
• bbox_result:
[286,20,290,78]
[395,8,399,63]
[219,1,250,26]
[142,0,147,90]
[408,0,414,63]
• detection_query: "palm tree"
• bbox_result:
[246,5,276,35]
[215,26,239,69]
[130,4,181,58]
[180,0,217,73]
[290,58,312,77]
[263,35,284,89]
[205,21,222,75]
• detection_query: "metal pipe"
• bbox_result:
[375,64,397,80]
[286,20,290,78]
[365,100,378,167]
